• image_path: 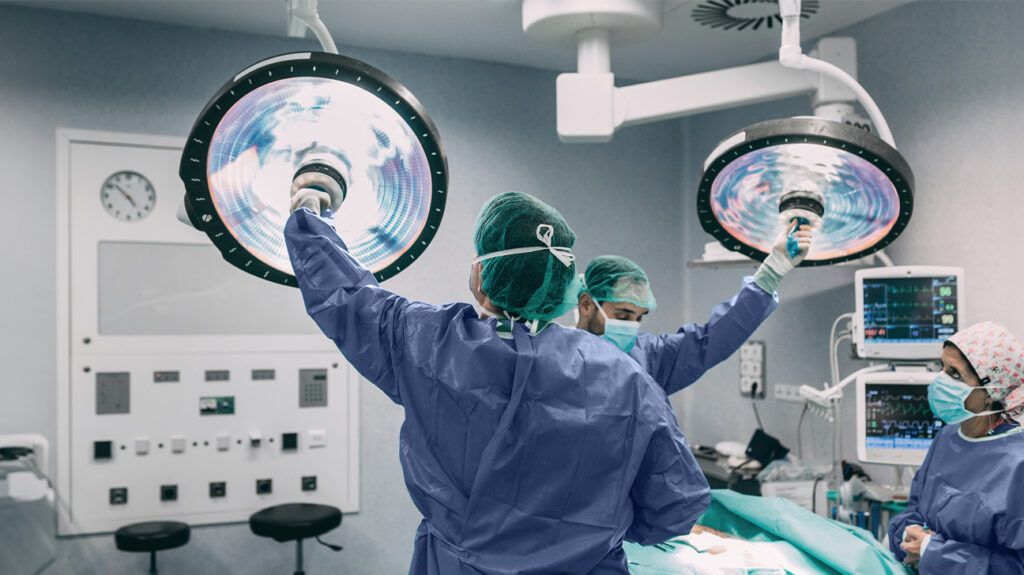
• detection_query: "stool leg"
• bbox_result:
[149,550,157,574]
[295,539,304,575]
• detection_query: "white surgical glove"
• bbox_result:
[754,216,815,293]
[289,171,345,215]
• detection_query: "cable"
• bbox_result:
[797,403,808,458]
[751,382,764,429]
[16,454,78,536]
[812,475,824,514]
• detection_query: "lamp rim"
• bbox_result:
[179,51,449,286]
[696,116,914,267]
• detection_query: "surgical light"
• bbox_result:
[178,51,448,286]
[697,117,914,266]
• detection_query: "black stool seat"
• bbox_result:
[249,503,341,543]
[115,521,190,553]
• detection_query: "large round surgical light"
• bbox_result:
[179,52,448,286]
[697,117,914,266]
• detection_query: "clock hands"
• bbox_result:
[112,183,138,208]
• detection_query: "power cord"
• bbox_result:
[751,382,764,429]
[796,403,808,458]
[812,475,824,514]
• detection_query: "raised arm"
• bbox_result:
[640,278,777,395]
[284,208,410,404]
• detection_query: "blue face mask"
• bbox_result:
[594,299,640,353]
[928,372,1006,425]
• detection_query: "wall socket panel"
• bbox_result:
[774,383,804,403]
[739,341,766,399]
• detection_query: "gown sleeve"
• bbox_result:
[887,440,935,562]
[919,534,1024,574]
[625,385,711,545]
[638,277,778,395]
[285,208,414,404]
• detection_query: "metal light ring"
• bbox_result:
[179,52,449,286]
[696,117,914,267]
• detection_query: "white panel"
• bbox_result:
[56,130,359,535]
[66,353,358,534]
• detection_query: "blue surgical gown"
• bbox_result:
[888,424,1024,574]
[629,279,777,395]
[284,209,711,575]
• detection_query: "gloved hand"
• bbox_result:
[289,170,345,215]
[754,218,814,293]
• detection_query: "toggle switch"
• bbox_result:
[135,437,150,455]
[249,432,263,448]
[216,434,231,451]
[308,429,326,449]
[171,435,186,453]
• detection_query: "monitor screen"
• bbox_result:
[862,276,959,345]
[864,383,944,453]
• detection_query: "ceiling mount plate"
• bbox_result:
[522,0,663,46]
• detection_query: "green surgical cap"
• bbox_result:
[473,192,579,321]
[580,255,657,310]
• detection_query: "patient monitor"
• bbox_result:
[856,371,944,466]
[852,266,965,360]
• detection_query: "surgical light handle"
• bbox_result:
[778,0,895,147]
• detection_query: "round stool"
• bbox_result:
[114,521,190,573]
[250,503,342,575]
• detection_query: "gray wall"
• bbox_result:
[673,0,1024,483]
[0,5,684,574]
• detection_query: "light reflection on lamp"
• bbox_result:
[179,52,448,286]
[697,117,913,267]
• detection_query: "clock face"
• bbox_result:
[101,171,156,222]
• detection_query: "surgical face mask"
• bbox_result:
[594,299,639,353]
[928,372,1007,425]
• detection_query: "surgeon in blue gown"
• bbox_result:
[284,188,711,575]
[889,322,1024,574]
[575,224,813,396]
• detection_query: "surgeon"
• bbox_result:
[576,224,813,395]
[285,186,711,575]
[889,321,1024,573]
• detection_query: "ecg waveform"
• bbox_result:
[863,276,958,343]
[864,384,944,445]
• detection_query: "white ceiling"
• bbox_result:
[6,0,911,80]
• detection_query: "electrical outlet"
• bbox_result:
[774,383,804,403]
[209,482,227,498]
[301,476,317,492]
[739,341,766,399]
[256,479,273,495]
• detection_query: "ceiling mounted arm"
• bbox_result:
[777,0,894,147]
[523,0,889,145]
[288,0,338,54]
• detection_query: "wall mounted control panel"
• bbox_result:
[57,131,359,535]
